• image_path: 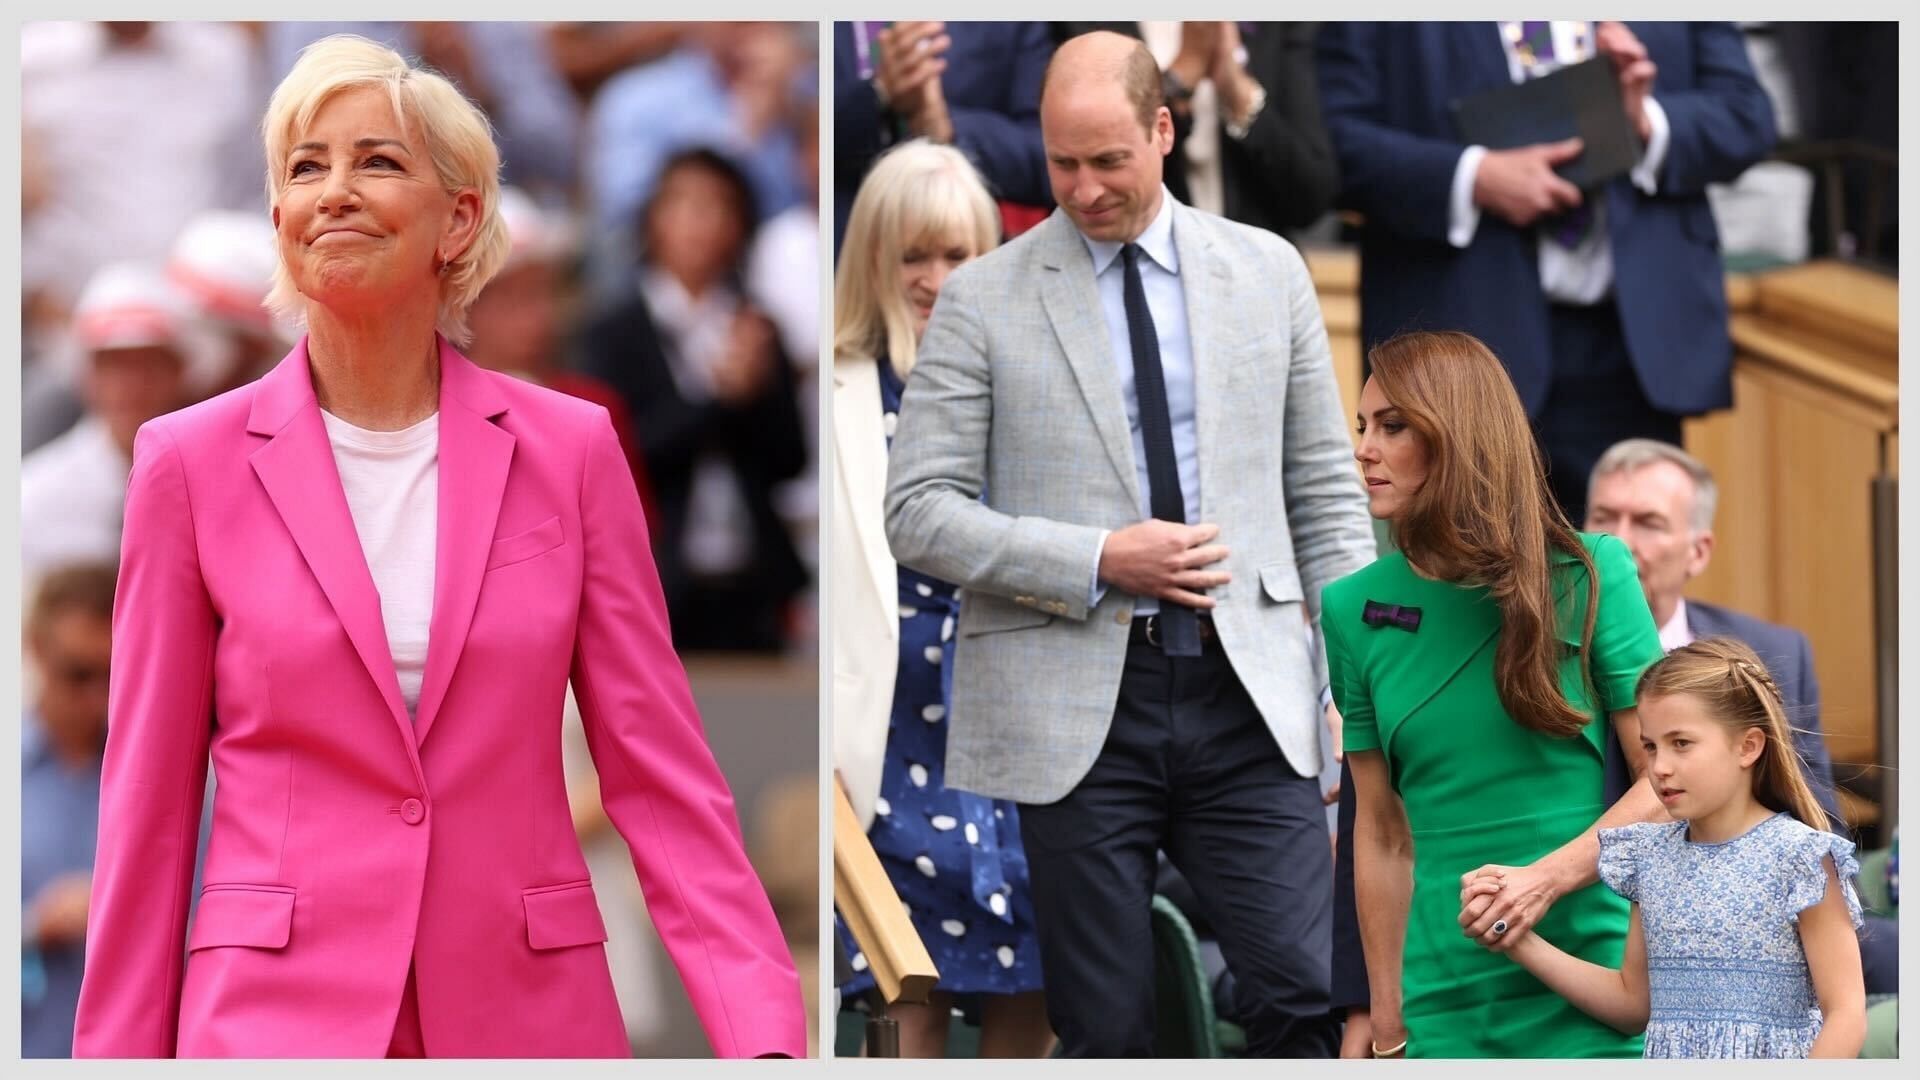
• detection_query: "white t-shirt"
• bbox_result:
[321,410,438,718]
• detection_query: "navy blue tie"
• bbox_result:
[1121,243,1201,657]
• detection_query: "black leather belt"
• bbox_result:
[1130,612,1219,651]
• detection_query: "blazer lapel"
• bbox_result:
[833,360,897,626]
[247,342,413,745]
[414,340,514,747]
[1172,204,1233,525]
[1036,210,1142,504]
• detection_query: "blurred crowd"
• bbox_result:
[20,20,818,1058]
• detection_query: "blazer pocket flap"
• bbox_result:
[487,515,564,571]
[959,595,1054,637]
[188,885,295,951]
[1259,562,1304,604]
[523,882,608,950]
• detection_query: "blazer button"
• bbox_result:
[400,798,425,825]
[1115,608,1132,625]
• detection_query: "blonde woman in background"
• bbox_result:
[830,140,1053,1057]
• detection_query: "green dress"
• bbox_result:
[1323,532,1663,1058]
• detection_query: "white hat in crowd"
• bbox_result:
[497,186,578,273]
[69,261,226,393]
[167,209,296,344]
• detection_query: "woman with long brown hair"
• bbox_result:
[1323,330,1670,1057]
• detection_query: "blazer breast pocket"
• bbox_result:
[486,515,564,572]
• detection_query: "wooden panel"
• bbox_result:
[1689,365,1886,765]
[1306,247,1364,440]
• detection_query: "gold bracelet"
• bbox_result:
[1371,1037,1408,1058]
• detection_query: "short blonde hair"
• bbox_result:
[261,34,509,345]
[832,140,1001,378]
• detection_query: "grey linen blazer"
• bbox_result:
[883,200,1376,804]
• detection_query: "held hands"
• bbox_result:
[711,309,778,406]
[1595,21,1656,143]
[1098,520,1230,610]
[1472,139,1586,228]
[1459,860,1562,952]
[1339,1006,1374,1058]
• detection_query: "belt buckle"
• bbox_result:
[1145,614,1161,648]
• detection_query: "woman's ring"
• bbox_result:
[1491,919,1509,936]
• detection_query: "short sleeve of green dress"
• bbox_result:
[1324,532,1664,1058]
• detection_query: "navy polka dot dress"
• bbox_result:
[836,357,1043,1000]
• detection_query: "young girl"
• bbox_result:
[1483,637,1867,1058]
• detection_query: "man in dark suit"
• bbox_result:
[1052,22,1339,240]
[1316,22,1776,516]
[1332,437,1892,1053]
[833,20,1054,249]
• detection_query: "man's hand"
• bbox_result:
[1339,1006,1374,1058]
[873,22,950,123]
[1322,700,1344,805]
[1458,860,1564,952]
[1596,22,1656,143]
[29,872,92,948]
[1472,139,1586,227]
[1097,520,1230,609]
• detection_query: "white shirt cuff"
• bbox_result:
[1631,96,1670,196]
[1089,528,1112,608]
[1449,145,1489,249]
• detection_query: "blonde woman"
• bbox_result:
[72,35,803,1058]
[830,141,1051,1057]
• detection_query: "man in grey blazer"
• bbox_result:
[885,31,1375,1056]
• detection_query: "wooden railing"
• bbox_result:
[1306,251,1898,834]
[832,778,938,1055]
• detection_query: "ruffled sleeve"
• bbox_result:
[1784,827,1865,930]
[1598,822,1660,902]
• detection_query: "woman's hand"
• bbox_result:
[1366,1008,1408,1059]
[1459,860,1563,952]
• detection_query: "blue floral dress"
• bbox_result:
[835,357,1043,1000]
[1597,812,1864,1057]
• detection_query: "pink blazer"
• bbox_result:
[73,339,807,1058]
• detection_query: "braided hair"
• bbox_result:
[1636,637,1831,831]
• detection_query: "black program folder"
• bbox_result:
[1449,57,1640,191]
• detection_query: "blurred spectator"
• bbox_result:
[578,149,809,653]
[21,263,220,594]
[469,187,658,530]
[1052,22,1339,239]
[833,21,1053,250]
[749,96,823,610]
[547,22,690,102]
[1773,22,1898,262]
[21,22,261,321]
[586,22,811,297]
[21,563,117,1059]
[166,209,297,395]
[1317,22,1776,518]
[264,22,580,202]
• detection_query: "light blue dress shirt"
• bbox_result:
[1084,188,1197,618]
